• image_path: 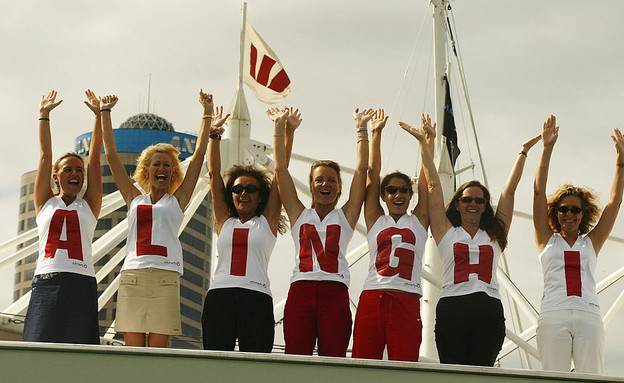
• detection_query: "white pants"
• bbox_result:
[536,309,604,374]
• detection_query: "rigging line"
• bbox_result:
[383,8,430,177]
[446,5,488,189]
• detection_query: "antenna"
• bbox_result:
[147,73,152,113]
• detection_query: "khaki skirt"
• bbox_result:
[115,268,181,335]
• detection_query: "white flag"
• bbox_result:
[243,21,291,104]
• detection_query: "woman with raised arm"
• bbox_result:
[351,112,435,362]
[100,90,212,348]
[402,119,541,366]
[533,116,624,374]
[23,90,103,344]
[201,107,299,353]
[273,108,372,357]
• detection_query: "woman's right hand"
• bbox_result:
[399,121,426,142]
[370,109,388,135]
[39,90,63,118]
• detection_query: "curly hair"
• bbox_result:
[380,171,414,197]
[52,153,86,192]
[309,160,342,209]
[547,184,600,235]
[446,180,508,250]
[223,165,287,234]
[132,143,183,195]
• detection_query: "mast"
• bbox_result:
[420,0,454,361]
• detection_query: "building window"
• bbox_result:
[29,183,34,194]
[20,185,27,197]
[18,220,24,231]
[27,217,36,229]
[180,285,204,306]
[182,269,204,288]
[96,218,112,230]
[19,203,25,214]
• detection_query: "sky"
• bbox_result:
[2,0,624,376]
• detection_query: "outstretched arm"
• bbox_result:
[495,133,541,233]
[82,89,103,218]
[34,90,63,213]
[533,115,558,250]
[400,120,451,244]
[264,107,301,234]
[100,95,141,207]
[412,114,437,228]
[208,104,231,233]
[342,108,373,228]
[175,90,216,211]
[364,109,388,231]
[588,128,624,254]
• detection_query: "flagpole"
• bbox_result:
[238,3,247,94]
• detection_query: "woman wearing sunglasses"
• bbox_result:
[101,91,212,347]
[351,112,434,361]
[533,116,624,374]
[401,119,540,366]
[273,108,372,357]
[201,107,299,352]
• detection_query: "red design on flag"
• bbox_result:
[45,210,83,261]
[298,224,341,273]
[243,21,291,104]
[453,243,494,284]
[231,228,250,276]
[375,227,416,280]
[137,205,167,257]
[249,44,290,93]
[564,250,582,296]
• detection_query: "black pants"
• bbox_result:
[435,292,505,366]
[201,287,275,352]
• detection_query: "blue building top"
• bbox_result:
[75,129,198,159]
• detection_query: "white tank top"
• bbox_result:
[123,193,184,274]
[539,233,600,314]
[362,214,427,295]
[210,215,276,296]
[290,208,354,286]
[437,226,502,300]
[35,196,97,277]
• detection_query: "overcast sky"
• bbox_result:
[2,0,624,376]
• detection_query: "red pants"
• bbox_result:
[352,290,422,361]
[283,281,352,357]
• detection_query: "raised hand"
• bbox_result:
[399,121,426,142]
[541,115,558,147]
[100,95,118,110]
[353,108,375,128]
[612,128,624,155]
[210,106,229,135]
[266,107,282,122]
[521,134,542,154]
[84,89,100,114]
[370,109,389,134]
[199,89,214,113]
[421,113,436,143]
[285,107,302,133]
[40,90,63,117]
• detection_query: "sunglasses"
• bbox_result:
[459,197,486,204]
[385,185,411,194]
[231,184,259,194]
[557,206,582,214]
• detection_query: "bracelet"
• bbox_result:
[356,127,367,133]
[357,138,369,144]
[209,133,221,140]
[100,108,111,112]
[519,151,527,157]
[617,163,624,168]
[38,117,50,121]
[202,115,213,119]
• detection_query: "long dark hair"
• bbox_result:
[223,165,286,234]
[446,180,507,250]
